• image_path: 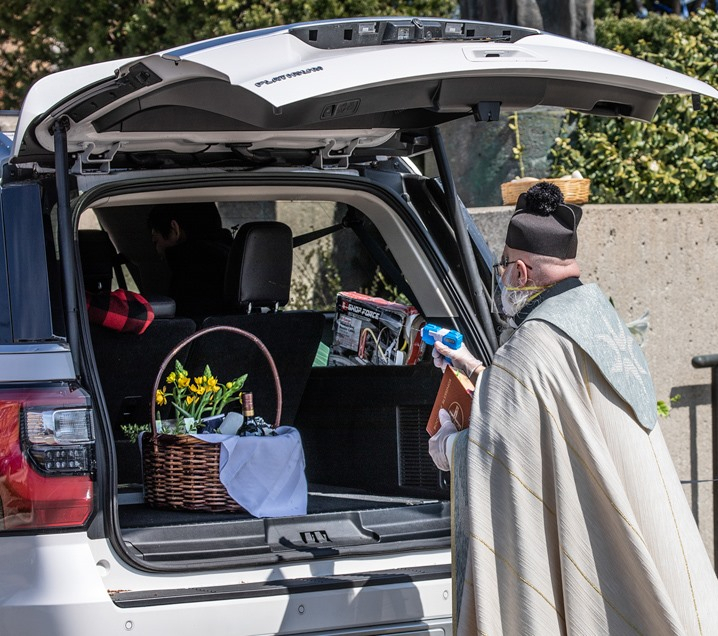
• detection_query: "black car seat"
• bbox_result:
[78,229,125,294]
[78,229,196,443]
[187,221,324,425]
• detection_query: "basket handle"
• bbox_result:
[150,325,283,437]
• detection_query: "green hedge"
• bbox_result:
[0,0,454,110]
[549,10,718,203]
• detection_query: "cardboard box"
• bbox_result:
[329,292,425,366]
[426,366,475,436]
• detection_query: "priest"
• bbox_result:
[431,182,718,634]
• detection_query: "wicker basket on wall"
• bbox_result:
[500,178,591,206]
[142,325,282,513]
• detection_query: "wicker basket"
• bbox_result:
[142,325,282,513]
[500,178,591,206]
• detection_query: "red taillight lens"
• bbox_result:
[0,386,95,531]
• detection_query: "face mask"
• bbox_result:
[494,262,547,318]
[501,285,536,317]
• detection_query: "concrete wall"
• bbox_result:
[469,202,718,564]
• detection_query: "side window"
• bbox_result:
[275,200,412,311]
[283,200,343,311]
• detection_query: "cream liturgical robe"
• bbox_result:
[453,284,718,635]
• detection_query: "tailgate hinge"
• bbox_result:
[313,138,359,170]
[72,142,120,174]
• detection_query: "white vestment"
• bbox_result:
[453,284,718,635]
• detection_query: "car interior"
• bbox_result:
[74,183,461,557]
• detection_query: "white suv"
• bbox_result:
[0,16,715,636]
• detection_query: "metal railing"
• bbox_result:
[691,353,718,569]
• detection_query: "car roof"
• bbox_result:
[11,17,718,169]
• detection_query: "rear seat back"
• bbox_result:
[78,229,197,435]
[90,320,196,436]
[194,313,323,426]
[79,228,199,484]
[187,221,323,425]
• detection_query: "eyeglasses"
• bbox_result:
[492,255,533,276]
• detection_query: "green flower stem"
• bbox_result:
[211,374,247,415]
[195,390,215,421]
[173,403,194,419]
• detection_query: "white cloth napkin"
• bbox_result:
[192,426,307,517]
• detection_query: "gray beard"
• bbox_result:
[501,286,535,317]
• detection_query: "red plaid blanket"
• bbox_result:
[86,289,155,334]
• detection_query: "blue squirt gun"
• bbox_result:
[421,323,463,365]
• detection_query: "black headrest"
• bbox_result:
[142,293,176,319]
[78,229,176,318]
[78,230,116,293]
[224,221,293,312]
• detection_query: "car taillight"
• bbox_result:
[25,407,94,474]
[0,385,95,531]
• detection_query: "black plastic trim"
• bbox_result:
[0,186,13,342]
[289,17,539,49]
[66,62,162,124]
[430,127,497,358]
[112,563,451,608]
[1,183,54,342]
[52,118,80,376]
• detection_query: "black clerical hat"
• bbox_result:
[505,182,583,259]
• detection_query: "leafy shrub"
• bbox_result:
[550,11,718,203]
[1,0,455,109]
[594,0,623,19]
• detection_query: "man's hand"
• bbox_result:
[429,408,460,472]
[433,341,484,379]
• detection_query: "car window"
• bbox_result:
[266,200,409,312]
[91,198,421,320]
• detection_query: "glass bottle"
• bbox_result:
[238,392,259,436]
[237,392,277,436]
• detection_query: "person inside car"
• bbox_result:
[148,202,233,320]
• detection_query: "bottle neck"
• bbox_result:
[243,392,255,418]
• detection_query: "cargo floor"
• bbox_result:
[117,486,441,529]
[117,486,450,566]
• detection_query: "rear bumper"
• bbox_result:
[0,533,453,635]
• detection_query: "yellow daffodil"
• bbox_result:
[158,359,246,433]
